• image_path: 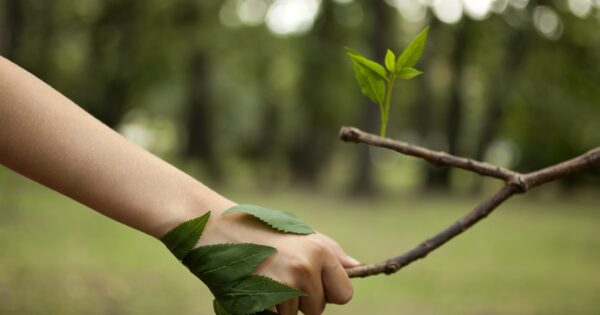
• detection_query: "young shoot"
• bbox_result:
[346,27,429,138]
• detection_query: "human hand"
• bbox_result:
[199,206,360,315]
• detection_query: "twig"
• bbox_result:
[339,126,600,278]
[340,127,519,184]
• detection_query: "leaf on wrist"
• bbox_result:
[163,211,305,315]
[160,211,211,260]
[215,275,304,315]
[215,299,281,315]
[214,299,232,315]
[223,205,314,235]
[183,243,276,286]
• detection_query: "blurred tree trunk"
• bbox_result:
[184,51,222,184]
[426,21,470,191]
[240,57,281,183]
[411,20,439,191]
[471,29,528,192]
[35,1,55,80]
[287,0,344,185]
[350,0,393,195]
[0,0,26,218]
[1,0,24,60]
[7,0,55,80]
[86,1,137,128]
[412,56,433,142]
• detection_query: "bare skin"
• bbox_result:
[0,56,358,315]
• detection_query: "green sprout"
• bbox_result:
[346,26,429,138]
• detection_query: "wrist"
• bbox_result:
[150,181,236,239]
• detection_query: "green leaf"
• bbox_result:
[349,59,387,106]
[395,26,429,71]
[214,299,232,315]
[216,275,304,315]
[160,212,210,260]
[345,48,388,105]
[396,67,423,80]
[345,48,388,80]
[183,243,276,286]
[223,205,314,235]
[215,301,281,315]
[384,49,396,72]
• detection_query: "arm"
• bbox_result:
[0,56,358,315]
[0,55,230,237]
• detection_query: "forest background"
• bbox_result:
[0,0,599,314]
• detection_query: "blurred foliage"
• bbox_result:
[1,2,599,312]
[1,0,599,191]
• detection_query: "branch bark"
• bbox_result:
[339,126,600,278]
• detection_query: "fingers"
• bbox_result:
[320,234,361,268]
[298,270,325,315]
[255,233,356,314]
[276,298,299,315]
[321,249,353,305]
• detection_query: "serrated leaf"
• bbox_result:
[214,299,232,315]
[215,300,279,315]
[345,48,388,80]
[183,243,276,286]
[160,212,210,260]
[223,205,314,235]
[215,275,304,315]
[396,67,422,80]
[215,299,280,315]
[384,49,396,72]
[349,60,387,106]
[395,26,429,71]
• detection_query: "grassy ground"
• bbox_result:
[1,172,600,315]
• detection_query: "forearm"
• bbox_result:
[0,56,233,238]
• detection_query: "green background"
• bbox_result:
[1,0,600,314]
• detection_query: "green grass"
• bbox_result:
[1,172,600,314]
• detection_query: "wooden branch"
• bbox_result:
[339,126,520,185]
[339,126,600,278]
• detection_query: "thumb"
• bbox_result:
[320,234,361,268]
[337,253,361,268]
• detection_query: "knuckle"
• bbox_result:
[290,257,313,277]
[309,238,331,257]
[313,243,327,256]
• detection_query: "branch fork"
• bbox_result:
[339,126,600,278]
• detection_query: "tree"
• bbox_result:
[285,0,350,185]
[1,0,24,61]
[425,20,472,191]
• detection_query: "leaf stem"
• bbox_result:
[380,74,396,137]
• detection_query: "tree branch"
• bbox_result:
[339,126,600,278]
[339,126,520,185]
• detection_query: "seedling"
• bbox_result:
[346,27,429,137]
